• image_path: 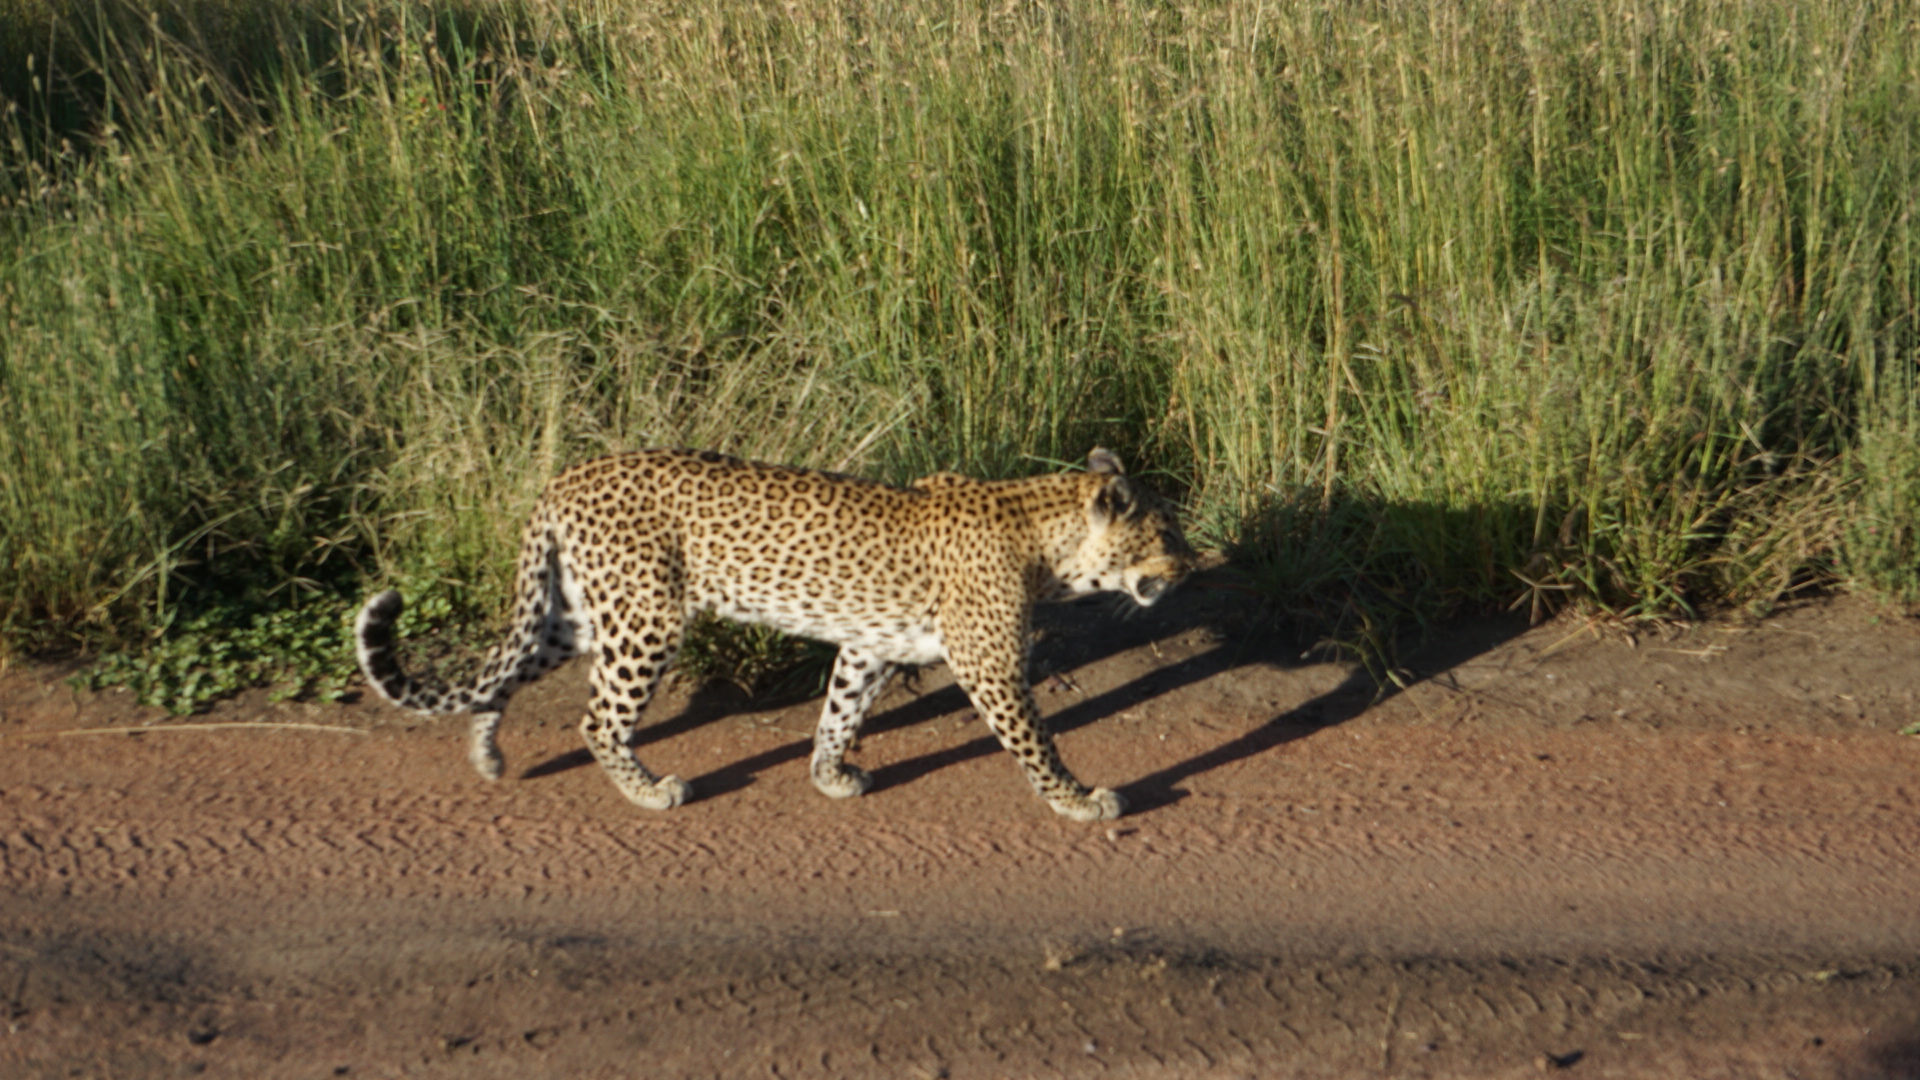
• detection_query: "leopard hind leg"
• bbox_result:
[574,564,691,810]
[465,540,592,780]
[808,646,896,799]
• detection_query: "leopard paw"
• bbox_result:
[810,762,873,800]
[469,736,505,781]
[1049,786,1126,822]
[469,712,505,781]
[624,775,692,810]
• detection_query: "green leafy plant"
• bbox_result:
[75,597,360,715]
[676,614,837,700]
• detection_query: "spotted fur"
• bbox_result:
[354,448,1194,821]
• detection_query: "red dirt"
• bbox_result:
[3,591,1918,1079]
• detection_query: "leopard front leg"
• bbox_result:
[965,674,1123,821]
[943,624,1124,822]
[809,646,896,799]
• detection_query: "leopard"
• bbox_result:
[354,447,1195,821]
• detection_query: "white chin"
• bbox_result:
[1126,576,1171,606]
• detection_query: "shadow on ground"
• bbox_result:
[518,575,1530,813]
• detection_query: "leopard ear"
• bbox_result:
[1087,448,1126,476]
[1088,473,1137,526]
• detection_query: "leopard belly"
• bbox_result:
[696,589,948,666]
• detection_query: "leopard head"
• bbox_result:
[1062,449,1196,607]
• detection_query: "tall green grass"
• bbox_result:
[2,0,1915,702]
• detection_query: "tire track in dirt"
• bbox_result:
[3,596,1919,1077]
[3,724,1917,958]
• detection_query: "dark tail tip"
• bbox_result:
[356,591,407,692]
[358,590,404,641]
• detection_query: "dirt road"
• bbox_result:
[3,593,1918,1078]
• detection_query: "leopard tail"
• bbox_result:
[354,508,583,780]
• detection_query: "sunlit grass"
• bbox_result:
[1,0,1915,702]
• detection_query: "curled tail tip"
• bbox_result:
[356,589,410,705]
[359,589,404,631]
